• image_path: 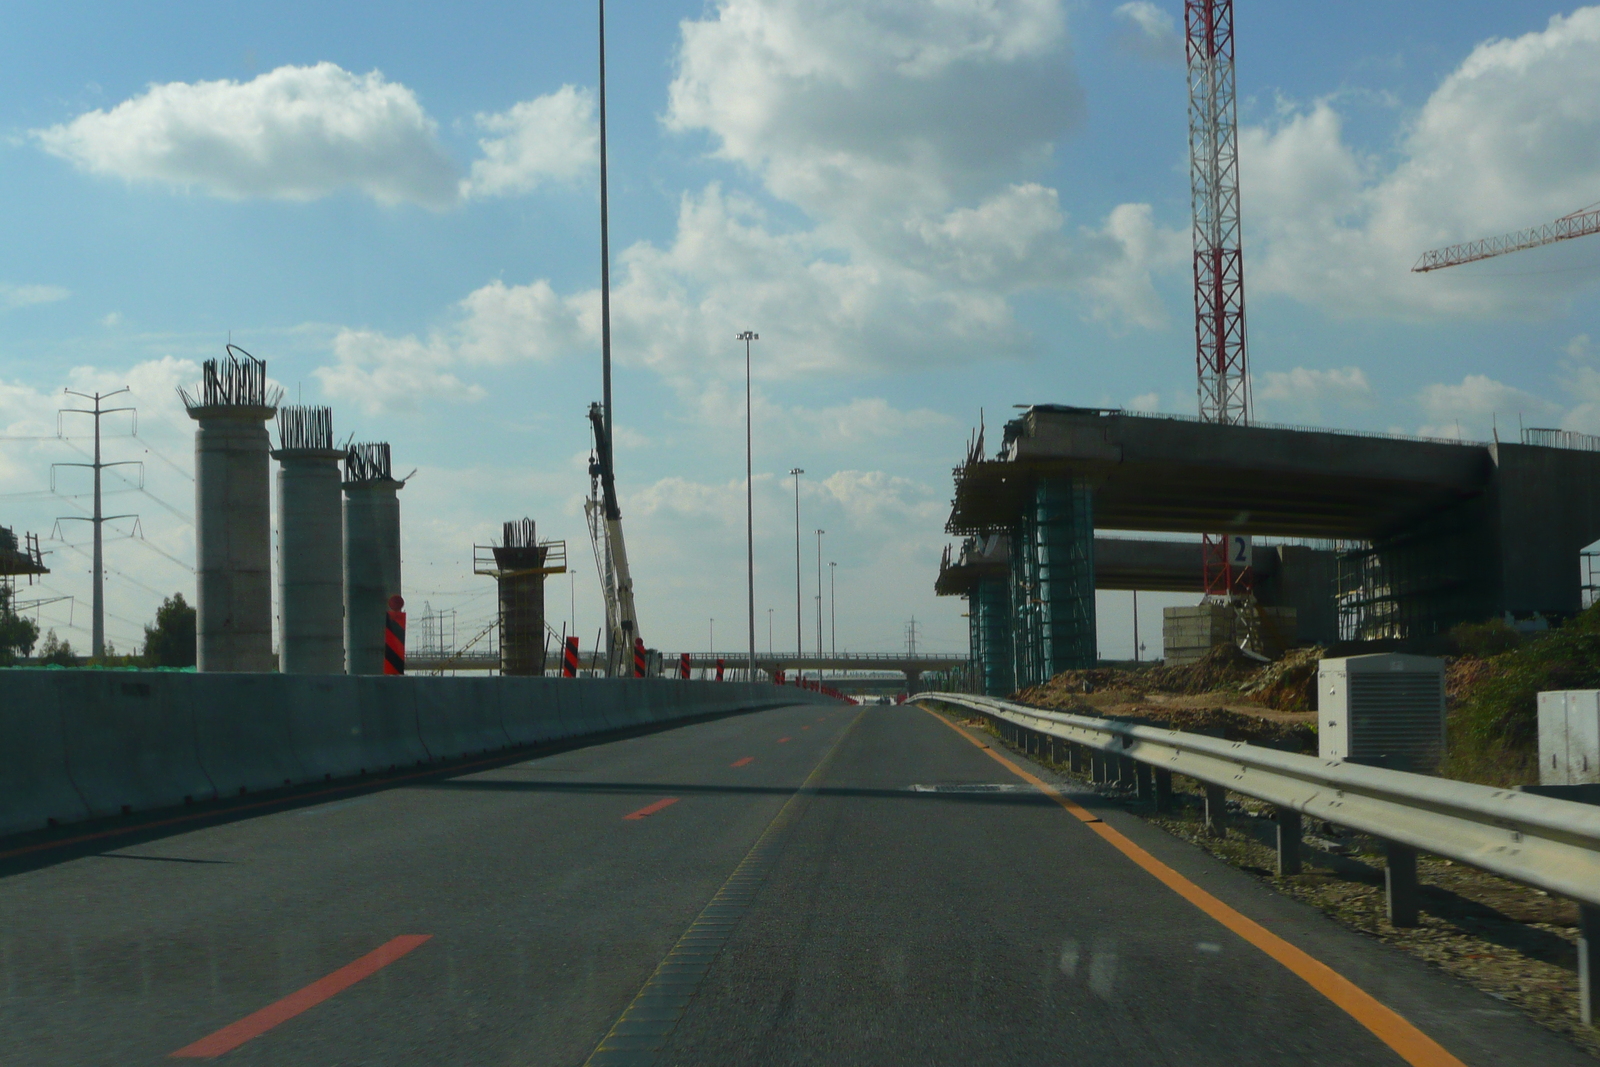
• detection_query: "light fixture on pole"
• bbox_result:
[789,467,804,680]
[737,331,758,682]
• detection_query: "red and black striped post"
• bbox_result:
[633,637,646,678]
[383,595,406,675]
[678,652,691,679]
[715,658,725,681]
[562,635,579,677]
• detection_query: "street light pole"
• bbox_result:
[829,561,837,659]
[767,608,774,655]
[814,529,824,679]
[738,331,758,682]
[789,468,804,680]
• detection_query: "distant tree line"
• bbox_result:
[0,589,195,668]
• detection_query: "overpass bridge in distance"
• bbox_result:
[407,651,966,691]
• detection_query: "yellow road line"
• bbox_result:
[921,705,1468,1067]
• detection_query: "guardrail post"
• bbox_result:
[1384,841,1420,927]
[1580,903,1598,1027]
[1275,808,1302,876]
[1068,743,1084,775]
[1204,784,1227,836]
[1090,750,1107,784]
[1134,761,1153,801]
[1154,768,1174,812]
[1117,755,1136,789]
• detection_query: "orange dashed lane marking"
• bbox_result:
[920,707,1467,1067]
[623,798,680,821]
[777,737,791,743]
[731,757,755,767]
[170,935,431,1058]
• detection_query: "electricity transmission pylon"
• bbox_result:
[54,388,141,658]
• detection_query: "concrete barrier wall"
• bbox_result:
[0,673,834,837]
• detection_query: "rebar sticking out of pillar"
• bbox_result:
[181,347,281,672]
[343,442,404,676]
[272,406,344,674]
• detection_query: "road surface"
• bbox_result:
[0,702,1586,1065]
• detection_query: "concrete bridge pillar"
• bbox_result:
[903,670,922,695]
[976,577,1014,696]
[1011,477,1096,687]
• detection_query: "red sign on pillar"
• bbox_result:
[384,595,406,676]
[715,658,725,681]
[562,635,579,677]
[633,638,646,678]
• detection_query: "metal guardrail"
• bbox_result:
[920,693,1600,911]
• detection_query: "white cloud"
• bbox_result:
[1255,366,1375,420]
[1415,374,1560,438]
[666,0,1075,221]
[313,278,592,414]
[307,0,1187,397]
[34,63,459,208]
[1242,8,1600,318]
[1113,2,1183,63]
[1,283,70,310]
[461,86,596,199]
[314,331,486,415]
[1126,391,1161,411]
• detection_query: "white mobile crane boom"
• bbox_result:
[585,401,640,676]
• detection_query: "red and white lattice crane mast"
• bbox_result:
[1186,0,1253,602]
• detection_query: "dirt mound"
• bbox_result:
[1161,706,1318,753]
[1140,643,1262,695]
[1017,644,1282,709]
[1239,645,1324,711]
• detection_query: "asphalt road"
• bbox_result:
[0,702,1588,1066]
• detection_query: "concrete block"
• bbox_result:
[356,677,431,770]
[193,673,307,795]
[413,677,495,760]
[58,673,215,818]
[0,672,89,834]
[284,675,366,778]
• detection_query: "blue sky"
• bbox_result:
[4,1,1600,661]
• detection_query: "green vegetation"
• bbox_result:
[141,592,196,668]
[34,629,76,666]
[1443,606,1600,786]
[0,583,40,665]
